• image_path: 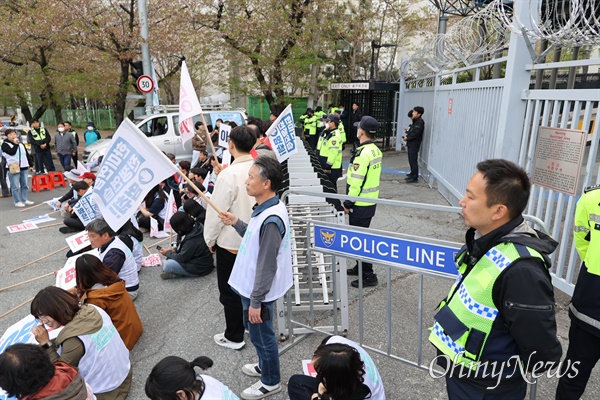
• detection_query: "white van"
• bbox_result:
[82,108,247,165]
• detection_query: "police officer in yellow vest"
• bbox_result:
[429,159,561,399]
[318,114,343,192]
[556,184,600,399]
[344,116,382,288]
[28,119,56,175]
[300,108,319,150]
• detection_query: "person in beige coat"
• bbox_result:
[204,125,257,351]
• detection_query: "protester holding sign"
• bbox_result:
[60,180,89,234]
[145,355,239,400]
[0,343,95,400]
[30,286,132,399]
[86,218,140,300]
[158,211,214,280]
[137,183,168,232]
[75,254,143,350]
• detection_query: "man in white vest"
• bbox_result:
[220,156,292,400]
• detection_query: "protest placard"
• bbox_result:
[302,359,317,377]
[6,222,37,233]
[221,149,232,169]
[163,190,177,232]
[92,118,179,231]
[55,249,99,290]
[22,214,56,224]
[142,253,162,267]
[46,197,61,211]
[218,123,232,148]
[266,104,298,162]
[150,217,169,238]
[73,188,102,226]
[65,230,91,253]
[178,61,203,145]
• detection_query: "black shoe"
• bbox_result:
[351,275,378,288]
[347,266,359,276]
[405,178,418,183]
[59,226,79,234]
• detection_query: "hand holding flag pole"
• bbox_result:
[176,170,223,215]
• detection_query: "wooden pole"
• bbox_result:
[11,246,69,273]
[152,237,171,247]
[19,202,48,212]
[199,114,221,166]
[176,170,223,214]
[0,297,35,319]
[38,222,64,229]
[143,244,152,255]
[0,272,54,292]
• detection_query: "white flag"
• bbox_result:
[163,190,178,232]
[178,61,203,145]
[77,161,89,173]
[92,118,179,231]
[266,104,298,162]
[150,217,169,238]
[218,123,232,148]
[221,149,232,169]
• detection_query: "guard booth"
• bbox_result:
[331,81,400,150]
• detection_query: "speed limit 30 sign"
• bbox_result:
[137,75,155,94]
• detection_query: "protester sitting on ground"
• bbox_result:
[145,355,238,400]
[0,343,95,400]
[158,211,214,280]
[1,128,34,208]
[86,218,140,300]
[183,198,206,225]
[79,171,96,187]
[196,151,212,171]
[75,254,143,350]
[57,167,83,213]
[30,286,132,399]
[182,180,207,209]
[59,180,89,234]
[189,167,208,185]
[137,183,168,231]
[288,335,386,400]
[117,218,144,272]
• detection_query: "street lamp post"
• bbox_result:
[370,41,398,81]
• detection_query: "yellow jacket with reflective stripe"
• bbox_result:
[346,141,382,206]
[325,130,342,169]
[574,185,600,275]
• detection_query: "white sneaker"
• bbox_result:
[213,332,245,350]
[240,381,281,400]
[24,200,34,205]
[242,363,262,377]
[14,202,25,208]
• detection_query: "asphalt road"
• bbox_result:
[0,147,598,399]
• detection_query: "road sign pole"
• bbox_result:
[138,0,153,115]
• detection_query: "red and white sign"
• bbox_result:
[137,75,155,94]
[56,249,99,290]
[65,231,91,253]
[302,360,317,377]
[448,98,453,114]
[6,222,38,233]
[142,253,162,267]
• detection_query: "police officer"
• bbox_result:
[344,116,382,288]
[28,119,56,175]
[429,159,561,399]
[556,184,600,399]
[318,114,342,191]
[300,108,319,150]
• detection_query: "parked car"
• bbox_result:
[82,109,246,165]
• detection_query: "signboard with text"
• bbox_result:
[314,224,460,278]
[531,126,587,196]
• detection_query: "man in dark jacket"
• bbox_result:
[349,103,363,148]
[28,119,56,174]
[403,106,424,183]
[429,159,562,399]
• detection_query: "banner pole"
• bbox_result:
[199,114,221,166]
[0,272,55,292]
[11,246,69,273]
[0,297,35,319]
[176,170,223,214]
[18,202,47,213]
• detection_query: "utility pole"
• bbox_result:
[138,0,153,115]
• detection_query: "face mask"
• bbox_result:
[58,127,65,132]
[408,110,414,118]
[87,126,94,130]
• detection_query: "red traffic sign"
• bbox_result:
[136,75,154,94]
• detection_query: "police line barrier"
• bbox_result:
[279,189,549,399]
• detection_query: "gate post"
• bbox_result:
[493,0,540,161]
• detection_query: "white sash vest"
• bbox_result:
[65,305,130,394]
[99,237,139,289]
[199,375,239,399]
[229,201,293,302]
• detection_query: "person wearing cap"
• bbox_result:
[28,119,56,175]
[57,169,84,214]
[79,171,96,187]
[84,121,101,146]
[60,180,90,234]
[333,109,347,145]
[300,108,319,150]
[318,114,343,191]
[403,106,425,183]
[344,116,382,288]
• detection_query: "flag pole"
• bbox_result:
[0,272,55,292]
[176,170,223,214]
[19,202,47,213]
[11,246,69,273]
[199,114,221,166]
[0,297,35,319]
